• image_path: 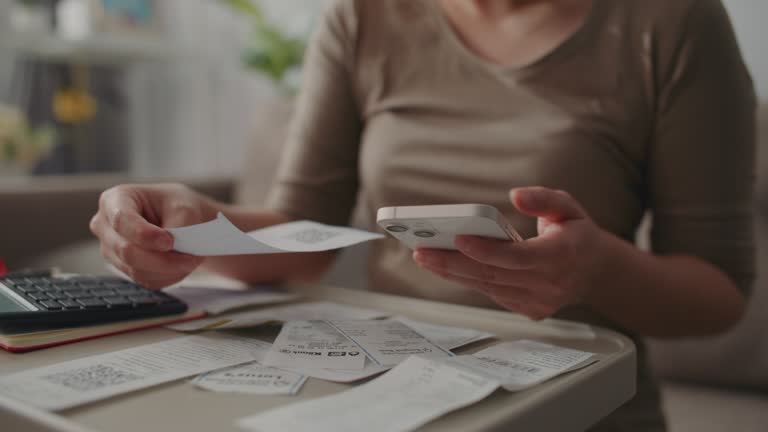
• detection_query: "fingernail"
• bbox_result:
[414,251,438,265]
[156,234,173,251]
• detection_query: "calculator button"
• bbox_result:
[66,290,92,299]
[16,284,41,293]
[113,286,144,295]
[103,296,133,308]
[128,295,158,306]
[48,291,71,300]
[39,300,64,310]
[29,292,52,301]
[4,278,25,285]
[77,298,107,309]
[27,278,52,286]
[58,299,83,309]
[91,289,117,298]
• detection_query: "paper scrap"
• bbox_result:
[394,316,495,350]
[263,321,366,370]
[168,213,384,256]
[330,319,454,367]
[0,335,271,411]
[167,302,389,332]
[164,284,298,315]
[446,340,596,391]
[237,356,499,432]
[193,361,307,396]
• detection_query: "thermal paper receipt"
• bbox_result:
[168,212,384,256]
[168,301,388,332]
[447,340,597,391]
[263,321,367,370]
[0,335,271,411]
[237,356,500,432]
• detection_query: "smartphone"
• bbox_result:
[376,204,523,250]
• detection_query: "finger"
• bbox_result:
[417,262,550,319]
[510,187,587,223]
[101,189,173,251]
[100,227,201,278]
[452,236,557,270]
[413,249,541,288]
[101,245,195,290]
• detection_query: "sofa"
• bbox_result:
[1,104,766,431]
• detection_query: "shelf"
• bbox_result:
[1,32,169,65]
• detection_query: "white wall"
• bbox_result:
[127,0,331,178]
[724,0,768,99]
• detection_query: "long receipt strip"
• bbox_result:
[286,318,493,383]
[0,335,271,411]
[168,212,384,256]
[447,340,597,391]
[392,316,495,351]
[330,319,455,367]
[238,356,499,432]
[167,302,389,332]
[238,341,596,432]
[263,321,367,370]
[276,317,493,383]
[264,319,454,378]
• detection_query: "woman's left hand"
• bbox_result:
[413,187,611,320]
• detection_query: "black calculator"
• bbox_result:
[0,276,188,332]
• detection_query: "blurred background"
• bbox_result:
[0,0,766,181]
[0,0,330,179]
[0,1,766,430]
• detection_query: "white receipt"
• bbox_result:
[237,356,499,432]
[167,302,389,332]
[193,362,307,396]
[292,358,390,383]
[168,213,384,256]
[164,284,298,315]
[330,319,454,367]
[263,321,366,370]
[394,316,495,350]
[447,340,596,391]
[0,335,271,411]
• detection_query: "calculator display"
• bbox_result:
[0,285,33,313]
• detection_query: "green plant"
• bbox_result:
[0,104,55,170]
[221,0,307,91]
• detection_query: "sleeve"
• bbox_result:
[649,0,757,295]
[265,0,363,225]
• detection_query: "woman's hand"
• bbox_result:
[90,183,219,289]
[413,187,611,320]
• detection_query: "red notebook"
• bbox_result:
[0,308,206,353]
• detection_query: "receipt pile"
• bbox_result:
[238,340,597,432]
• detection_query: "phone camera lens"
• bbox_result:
[414,231,436,238]
[386,225,408,233]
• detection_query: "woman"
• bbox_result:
[90,0,756,430]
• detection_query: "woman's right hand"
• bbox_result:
[90,183,219,289]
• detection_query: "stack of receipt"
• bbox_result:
[238,340,597,432]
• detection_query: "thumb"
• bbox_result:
[510,187,587,223]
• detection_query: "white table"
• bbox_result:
[0,284,636,432]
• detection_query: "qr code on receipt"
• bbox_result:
[286,229,341,244]
[43,364,143,392]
